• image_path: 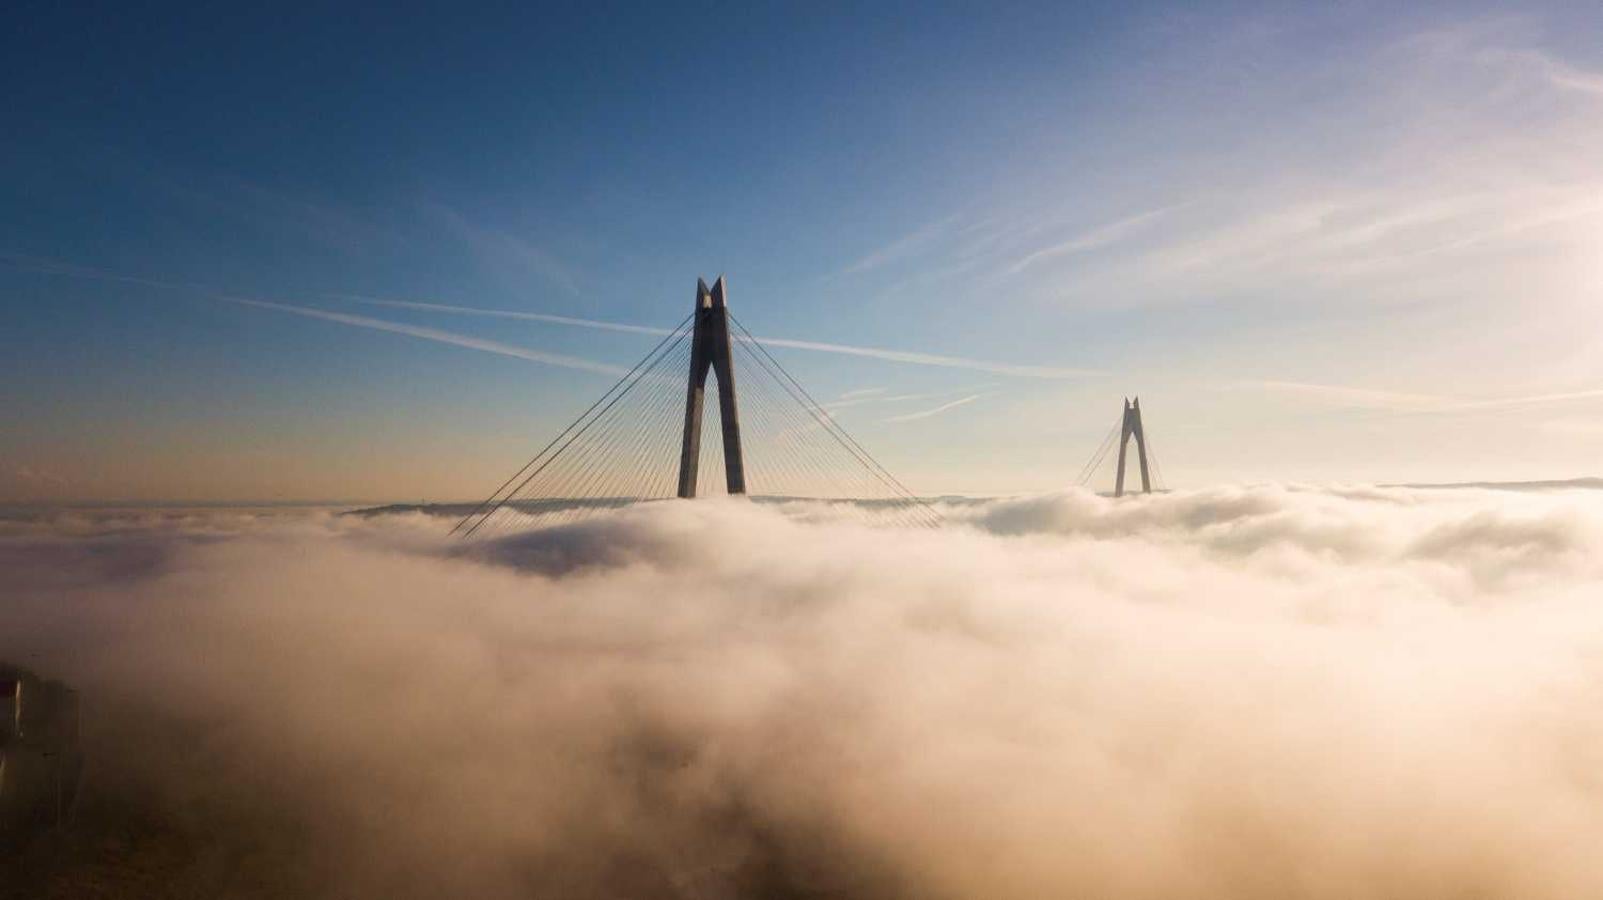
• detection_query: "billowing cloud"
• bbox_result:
[6,485,1603,897]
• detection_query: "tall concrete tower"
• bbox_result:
[1113,396,1151,497]
[677,276,747,497]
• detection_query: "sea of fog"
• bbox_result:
[4,484,1603,898]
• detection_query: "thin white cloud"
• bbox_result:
[1239,379,1448,412]
[1396,195,1603,261]
[1537,416,1603,438]
[1438,387,1603,413]
[743,335,1099,379]
[1008,206,1176,275]
[1104,183,1603,302]
[428,204,581,296]
[1236,379,1603,415]
[226,297,624,375]
[1544,61,1603,97]
[0,251,210,293]
[346,295,1103,379]
[340,295,668,337]
[1,256,1099,381]
[886,392,989,423]
[1488,47,1603,98]
[825,391,933,412]
[0,258,621,376]
[838,215,960,276]
[1017,23,1603,316]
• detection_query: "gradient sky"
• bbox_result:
[5,2,1603,501]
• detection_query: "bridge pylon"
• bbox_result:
[1113,396,1151,497]
[677,276,746,497]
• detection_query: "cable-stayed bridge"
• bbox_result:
[452,277,944,538]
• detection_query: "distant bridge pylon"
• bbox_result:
[450,276,942,537]
[1114,396,1151,497]
[1073,396,1166,496]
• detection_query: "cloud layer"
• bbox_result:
[5,485,1603,897]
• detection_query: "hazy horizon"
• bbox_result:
[7,471,1603,508]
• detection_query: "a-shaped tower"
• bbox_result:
[1114,396,1151,498]
[677,276,747,497]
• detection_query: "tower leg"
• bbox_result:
[677,370,706,498]
[1114,399,1132,498]
[708,278,745,494]
[1131,397,1151,494]
[713,352,745,493]
[677,280,712,498]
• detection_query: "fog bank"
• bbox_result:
[5,485,1603,898]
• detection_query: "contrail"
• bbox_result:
[1008,205,1179,275]
[0,256,626,376]
[1238,378,1603,415]
[344,295,1103,379]
[746,335,1097,379]
[336,296,670,338]
[1435,387,1603,413]
[2,256,1096,378]
[225,297,626,375]
[886,393,989,423]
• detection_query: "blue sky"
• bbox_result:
[5,2,1603,501]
